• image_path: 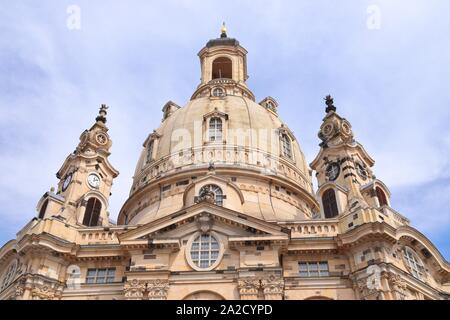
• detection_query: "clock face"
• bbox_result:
[62,173,72,192]
[356,163,368,180]
[96,133,108,145]
[322,123,334,138]
[87,173,101,189]
[326,162,340,181]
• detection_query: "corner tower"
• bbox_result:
[310,96,392,219]
[36,105,119,226]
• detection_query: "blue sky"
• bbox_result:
[0,1,449,259]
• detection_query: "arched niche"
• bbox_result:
[212,57,232,79]
[304,296,334,300]
[183,291,225,300]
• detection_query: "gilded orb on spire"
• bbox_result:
[220,22,227,38]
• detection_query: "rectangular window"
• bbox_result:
[85,268,116,284]
[298,262,329,277]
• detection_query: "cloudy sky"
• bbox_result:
[0,1,449,259]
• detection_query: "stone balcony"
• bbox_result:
[283,220,339,239]
[15,217,132,246]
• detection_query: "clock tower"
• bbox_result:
[310,96,391,218]
[36,104,119,226]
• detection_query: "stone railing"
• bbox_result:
[14,217,131,246]
[380,206,410,227]
[339,206,410,234]
[136,145,312,194]
[77,228,120,245]
[283,220,339,238]
[208,78,236,85]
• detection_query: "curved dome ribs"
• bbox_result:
[118,33,318,225]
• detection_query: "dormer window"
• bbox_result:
[199,184,224,206]
[146,140,154,164]
[142,131,160,169]
[281,134,292,159]
[209,118,223,142]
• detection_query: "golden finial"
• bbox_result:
[220,22,227,38]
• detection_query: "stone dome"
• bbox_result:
[118,34,319,225]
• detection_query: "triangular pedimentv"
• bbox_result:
[119,202,290,243]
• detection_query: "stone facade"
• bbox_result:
[0,28,449,300]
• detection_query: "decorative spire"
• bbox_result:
[96,104,109,123]
[324,95,336,113]
[220,22,227,38]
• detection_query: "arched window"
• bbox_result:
[212,57,232,79]
[146,140,154,164]
[322,189,339,218]
[38,199,48,219]
[0,260,18,291]
[83,198,102,227]
[209,118,223,142]
[281,134,292,159]
[199,184,224,206]
[376,187,388,207]
[404,247,425,280]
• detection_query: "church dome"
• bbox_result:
[118,30,319,225]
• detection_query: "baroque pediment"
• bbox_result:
[118,202,289,247]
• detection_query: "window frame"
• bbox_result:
[85,268,116,284]
[376,187,388,207]
[403,247,426,280]
[199,184,224,206]
[186,231,224,271]
[146,140,154,164]
[299,261,329,278]
[0,259,18,291]
[211,57,233,80]
[211,87,226,98]
[83,197,102,227]
[281,133,293,160]
[322,188,339,218]
[208,117,223,143]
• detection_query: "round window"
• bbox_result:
[187,232,223,271]
[212,87,225,97]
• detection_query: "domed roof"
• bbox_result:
[118,30,318,225]
[135,95,310,183]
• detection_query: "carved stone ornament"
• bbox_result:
[261,275,285,300]
[124,279,146,300]
[197,189,216,204]
[147,279,170,300]
[238,278,261,298]
[196,213,214,233]
[354,276,382,300]
[385,272,407,300]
